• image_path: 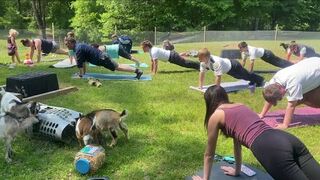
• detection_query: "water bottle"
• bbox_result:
[74,145,105,174]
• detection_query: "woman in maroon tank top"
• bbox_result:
[193,85,320,180]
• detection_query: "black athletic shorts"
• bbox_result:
[96,55,119,71]
[118,44,132,60]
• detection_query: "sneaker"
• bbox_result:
[248,84,256,94]
[135,69,143,80]
[8,63,16,69]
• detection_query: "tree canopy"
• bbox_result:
[0,0,319,41]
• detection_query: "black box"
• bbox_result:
[6,72,59,97]
[220,49,242,59]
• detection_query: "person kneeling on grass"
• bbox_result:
[259,57,320,129]
[238,41,293,72]
[192,85,320,180]
[64,37,143,79]
[21,38,68,63]
[140,40,200,75]
[198,48,264,89]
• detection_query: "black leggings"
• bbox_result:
[251,129,320,180]
[227,59,264,86]
[261,50,293,68]
[118,44,132,60]
[169,51,200,70]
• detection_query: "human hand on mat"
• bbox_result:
[191,175,203,180]
[221,166,238,176]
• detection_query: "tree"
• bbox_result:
[31,0,47,39]
[70,0,104,42]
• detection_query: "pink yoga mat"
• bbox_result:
[263,107,320,128]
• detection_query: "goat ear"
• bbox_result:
[29,101,38,114]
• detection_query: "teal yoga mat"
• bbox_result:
[72,73,152,81]
[89,63,149,68]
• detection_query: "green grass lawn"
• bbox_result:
[0,39,320,179]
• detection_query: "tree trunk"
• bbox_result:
[17,0,22,14]
[31,0,47,39]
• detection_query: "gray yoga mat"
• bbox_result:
[186,161,273,180]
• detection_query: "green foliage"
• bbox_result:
[70,0,104,42]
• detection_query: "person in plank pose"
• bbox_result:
[286,41,320,62]
[140,40,200,75]
[64,37,143,79]
[238,41,293,72]
[259,57,320,129]
[197,48,264,89]
[21,38,68,63]
[192,85,320,180]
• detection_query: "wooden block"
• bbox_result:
[22,86,78,102]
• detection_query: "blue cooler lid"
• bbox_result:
[75,158,90,174]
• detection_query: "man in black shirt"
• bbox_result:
[64,37,143,79]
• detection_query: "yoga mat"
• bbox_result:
[220,49,242,59]
[186,161,273,180]
[72,73,152,81]
[263,107,320,128]
[128,63,149,68]
[50,58,77,68]
[190,80,250,93]
[89,63,148,68]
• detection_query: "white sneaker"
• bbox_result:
[8,63,16,69]
[248,84,256,94]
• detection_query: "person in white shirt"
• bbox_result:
[198,48,264,89]
[140,40,200,74]
[259,57,320,129]
[287,41,320,62]
[238,42,293,72]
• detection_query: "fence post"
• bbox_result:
[203,26,206,43]
[274,24,279,41]
[52,23,55,41]
[154,27,157,45]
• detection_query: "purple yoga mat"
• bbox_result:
[263,107,320,128]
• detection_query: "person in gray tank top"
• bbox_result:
[21,38,68,63]
[287,41,320,62]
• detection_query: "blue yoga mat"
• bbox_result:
[129,63,149,68]
[89,63,149,68]
[72,73,152,81]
